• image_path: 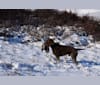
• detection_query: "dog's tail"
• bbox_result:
[75,48,85,51]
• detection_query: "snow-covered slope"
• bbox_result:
[66,9,100,19]
[0,33,100,76]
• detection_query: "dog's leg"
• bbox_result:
[56,56,60,61]
[70,52,78,65]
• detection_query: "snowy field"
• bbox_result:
[0,33,100,76]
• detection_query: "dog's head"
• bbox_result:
[41,39,54,53]
[46,39,54,46]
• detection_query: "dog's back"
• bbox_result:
[50,43,77,57]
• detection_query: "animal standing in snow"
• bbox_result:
[42,39,83,65]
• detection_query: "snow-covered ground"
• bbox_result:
[0,33,100,76]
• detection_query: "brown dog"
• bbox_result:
[42,39,83,65]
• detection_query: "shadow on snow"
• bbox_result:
[78,60,100,67]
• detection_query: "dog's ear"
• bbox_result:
[41,45,43,51]
[41,44,45,51]
[45,46,49,53]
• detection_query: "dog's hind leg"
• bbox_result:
[70,52,78,65]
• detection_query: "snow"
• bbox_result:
[76,9,100,15]
[0,33,100,76]
[64,9,100,21]
[65,9,100,17]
